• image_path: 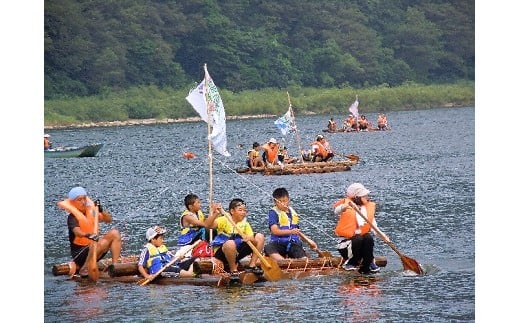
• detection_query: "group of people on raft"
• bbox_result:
[327,113,389,132]
[246,135,335,169]
[57,182,384,284]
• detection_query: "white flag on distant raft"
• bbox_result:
[348,95,359,118]
[186,66,231,157]
[274,109,293,136]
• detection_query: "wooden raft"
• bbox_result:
[236,157,359,175]
[52,255,387,277]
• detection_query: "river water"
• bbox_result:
[42,107,475,322]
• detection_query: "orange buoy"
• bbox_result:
[183,152,196,159]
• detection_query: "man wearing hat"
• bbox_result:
[57,186,122,276]
[261,138,281,166]
[44,134,52,150]
[332,183,387,274]
[311,134,334,162]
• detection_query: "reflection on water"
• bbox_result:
[339,276,382,322]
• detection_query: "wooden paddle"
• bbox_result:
[297,232,332,258]
[137,240,202,286]
[337,153,360,162]
[221,212,282,282]
[348,201,423,275]
[87,202,100,281]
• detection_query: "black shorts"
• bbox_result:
[70,243,108,272]
[264,241,306,258]
[213,240,253,270]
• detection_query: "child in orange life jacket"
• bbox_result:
[333,183,388,274]
[261,138,281,166]
[138,225,200,279]
[311,134,334,162]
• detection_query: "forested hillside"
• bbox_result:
[45,0,474,99]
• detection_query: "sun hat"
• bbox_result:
[68,186,87,200]
[268,138,277,144]
[146,225,167,241]
[346,183,370,198]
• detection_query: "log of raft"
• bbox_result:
[53,255,387,277]
[236,158,359,175]
[52,255,388,287]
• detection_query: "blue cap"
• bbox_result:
[68,187,87,200]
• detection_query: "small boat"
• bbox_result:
[44,143,104,158]
[52,255,387,287]
[236,155,359,175]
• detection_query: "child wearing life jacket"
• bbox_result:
[138,225,201,279]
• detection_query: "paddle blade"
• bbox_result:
[318,250,333,258]
[239,272,259,285]
[261,257,282,282]
[137,277,150,286]
[400,255,423,275]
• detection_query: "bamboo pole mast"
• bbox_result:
[286,91,304,163]
[203,63,213,241]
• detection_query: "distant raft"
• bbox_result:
[236,155,360,175]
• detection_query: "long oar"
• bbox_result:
[137,240,202,286]
[348,201,423,275]
[337,153,360,162]
[297,232,332,258]
[222,212,282,282]
[87,200,100,281]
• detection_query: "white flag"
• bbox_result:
[186,67,231,157]
[274,109,293,136]
[348,96,359,118]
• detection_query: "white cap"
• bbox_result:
[346,183,370,198]
[268,138,277,144]
[44,134,50,138]
[146,225,166,241]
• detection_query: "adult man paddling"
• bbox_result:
[57,186,122,277]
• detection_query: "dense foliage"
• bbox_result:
[44,82,474,127]
[45,0,474,99]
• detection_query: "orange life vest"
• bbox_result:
[265,144,279,163]
[358,118,369,127]
[312,141,329,157]
[57,198,96,246]
[334,198,375,239]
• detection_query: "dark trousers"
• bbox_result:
[347,233,374,271]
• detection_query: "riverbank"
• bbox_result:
[43,114,280,130]
[44,82,475,130]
